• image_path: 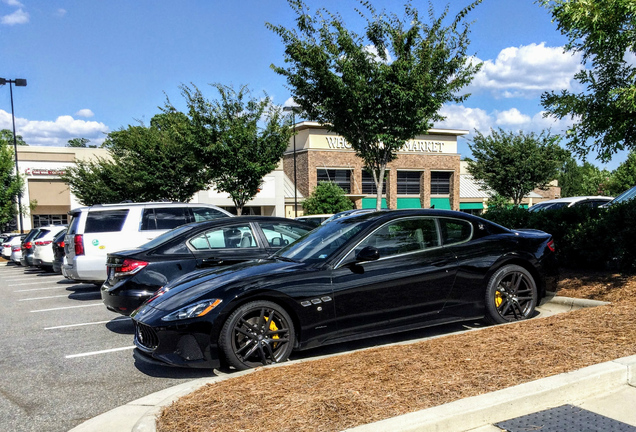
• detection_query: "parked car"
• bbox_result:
[63,202,233,285]
[132,209,559,370]
[321,209,386,225]
[20,228,43,266]
[2,234,24,259]
[51,229,67,274]
[294,214,332,228]
[102,216,312,315]
[528,196,613,212]
[602,185,636,207]
[33,226,67,272]
[10,242,23,264]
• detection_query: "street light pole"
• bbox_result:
[283,105,300,218]
[1,78,27,233]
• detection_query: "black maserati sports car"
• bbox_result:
[131,209,558,370]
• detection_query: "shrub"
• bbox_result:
[303,182,353,215]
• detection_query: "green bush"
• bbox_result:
[481,201,636,273]
[303,182,353,215]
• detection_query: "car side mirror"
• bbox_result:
[355,246,380,262]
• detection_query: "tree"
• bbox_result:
[67,138,90,148]
[268,0,482,210]
[606,151,636,196]
[1,129,28,146]
[467,129,568,205]
[0,137,24,229]
[303,181,353,215]
[61,111,212,205]
[181,84,292,216]
[540,0,636,162]
[557,156,611,197]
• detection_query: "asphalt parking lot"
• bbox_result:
[0,261,212,432]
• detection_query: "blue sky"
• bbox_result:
[0,0,629,169]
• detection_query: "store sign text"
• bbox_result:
[326,136,445,153]
[24,168,66,176]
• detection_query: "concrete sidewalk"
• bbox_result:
[70,296,634,432]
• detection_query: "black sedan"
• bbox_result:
[131,209,558,370]
[101,216,312,315]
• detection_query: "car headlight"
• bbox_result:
[161,299,223,322]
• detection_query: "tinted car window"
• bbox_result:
[191,207,230,222]
[355,217,440,258]
[67,212,82,235]
[188,225,256,250]
[85,210,129,233]
[259,222,310,247]
[439,218,472,245]
[141,207,189,231]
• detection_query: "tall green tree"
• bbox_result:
[468,129,568,205]
[606,151,636,196]
[67,138,90,148]
[540,0,636,162]
[268,0,482,210]
[1,129,28,146]
[181,84,292,216]
[62,111,212,205]
[0,138,24,230]
[557,156,611,197]
[303,181,353,215]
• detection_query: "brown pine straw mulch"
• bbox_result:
[156,270,636,432]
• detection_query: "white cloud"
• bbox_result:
[2,0,24,7]
[495,108,531,126]
[75,109,95,118]
[0,109,110,147]
[468,43,583,98]
[438,104,493,132]
[1,8,29,25]
[55,8,67,17]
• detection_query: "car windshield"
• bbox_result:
[276,218,365,263]
[609,185,636,205]
[138,224,196,250]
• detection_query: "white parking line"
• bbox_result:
[19,292,98,301]
[15,286,71,292]
[65,346,135,359]
[3,277,46,282]
[44,317,130,330]
[30,303,103,313]
[11,281,64,286]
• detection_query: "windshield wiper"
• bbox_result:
[275,256,297,263]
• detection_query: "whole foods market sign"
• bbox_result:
[322,136,455,154]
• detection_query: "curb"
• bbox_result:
[68,295,617,432]
[345,355,636,432]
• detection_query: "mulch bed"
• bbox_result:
[156,270,636,432]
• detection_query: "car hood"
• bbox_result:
[140,258,308,312]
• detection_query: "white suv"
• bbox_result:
[63,202,232,284]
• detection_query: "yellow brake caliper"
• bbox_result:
[268,315,279,347]
[495,291,503,307]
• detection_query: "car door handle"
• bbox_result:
[198,258,223,266]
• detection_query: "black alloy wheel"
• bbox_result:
[219,300,295,370]
[485,264,537,324]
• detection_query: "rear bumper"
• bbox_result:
[101,284,155,316]
[63,256,108,283]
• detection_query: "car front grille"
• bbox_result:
[134,322,159,351]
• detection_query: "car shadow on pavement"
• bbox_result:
[105,317,134,335]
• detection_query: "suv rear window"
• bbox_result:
[141,207,189,230]
[85,210,130,233]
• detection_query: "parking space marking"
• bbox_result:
[44,317,130,330]
[65,346,135,359]
[11,281,65,286]
[30,303,103,313]
[19,292,98,301]
[15,286,74,292]
[3,277,48,282]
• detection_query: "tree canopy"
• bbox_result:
[0,137,24,230]
[1,129,28,146]
[303,181,353,215]
[180,83,292,215]
[605,150,636,196]
[557,156,611,197]
[67,138,90,148]
[467,129,568,205]
[268,0,482,210]
[540,0,636,162]
[61,111,212,205]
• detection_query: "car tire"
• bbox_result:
[219,300,295,371]
[485,264,537,324]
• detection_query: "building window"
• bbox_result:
[33,214,68,228]
[431,172,452,195]
[397,171,422,195]
[317,169,351,193]
[362,170,386,195]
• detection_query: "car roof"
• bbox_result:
[535,196,613,205]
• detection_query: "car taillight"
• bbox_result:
[547,239,555,252]
[114,259,148,277]
[35,240,52,246]
[12,245,20,252]
[23,242,33,250]
[58,241,65,248]
[74,234,84,256]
